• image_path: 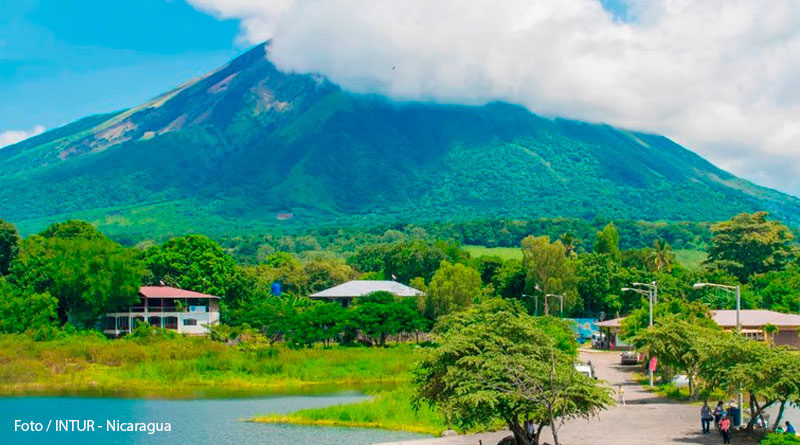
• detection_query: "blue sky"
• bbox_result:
[0,0,243,140]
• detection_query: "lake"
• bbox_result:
[0,393,430,445]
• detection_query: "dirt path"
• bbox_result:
[376,351,759,445]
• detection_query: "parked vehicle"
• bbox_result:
[620,351,639,365]
[575,362,596,379]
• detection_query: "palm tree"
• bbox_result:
[559,232,580,258]
[649,239,674,272]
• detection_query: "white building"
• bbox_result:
[102,286,220,336]
[309,280,423,307]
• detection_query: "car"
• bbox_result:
[575,362,596,379]
[620,351,639,365]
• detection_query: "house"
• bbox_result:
[102,286,220,336]
[309,280,423,307]
[595,317,630,349]
[711,310,800,347]
[595,310,800,349]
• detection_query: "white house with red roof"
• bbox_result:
[102,286,220,336]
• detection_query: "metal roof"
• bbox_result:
[139,286,220,299]
[711,309,800,328]
[596,317,624,328]
[309,280,422,299]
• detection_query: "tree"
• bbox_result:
[647,238,674,273]
[9,226,143,327]
[521,236,576,315]
[415,302,612,445]
[559,232,580,258]
[285,302,347,348]
[0,277,58,333]
[144,235,238,298]
[0,219,20,275]
[303,257,357,294]
[631,317,719,399]
[593,223,621,262]
[706,212,796,282]
[418,260,481,319]
[348,291,405,346]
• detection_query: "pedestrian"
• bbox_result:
[713,401,724,429]
[525,418,536,442]
[720,414,732,444]
[618,384,625,406]
[701,401,713,435]
[786,421,796,435]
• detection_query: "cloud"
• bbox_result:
[188,0,800,195]
[0,125,45,148]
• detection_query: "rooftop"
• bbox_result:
[309,280,423,299]
[139,286,220,299]
[711,309,800,328]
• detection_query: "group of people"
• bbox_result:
[701,401,734,443]
[702,401,797,443]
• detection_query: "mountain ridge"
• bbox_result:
[2,43,799,238]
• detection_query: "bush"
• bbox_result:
[761,433,800,445]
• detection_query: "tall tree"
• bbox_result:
[10,224,143,326]
[0,219,20,275]
[521,236,576,315]
[647,238,674,272]
[593,223,621,262]
[144,235,238,298]
[0,277,58,333]
[419,261,481,319]
[415,302,612,445]
[706,212,796,282]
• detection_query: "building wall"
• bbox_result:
[774,329,800,348]
[104,311,219,336]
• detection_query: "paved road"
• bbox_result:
[377,351,759,445]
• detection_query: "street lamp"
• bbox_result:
[545,294,565,317]
[622,281,658,386]
[693,282,743,417]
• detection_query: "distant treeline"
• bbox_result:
[217,218,714,263]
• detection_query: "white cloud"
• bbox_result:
[0,125,45,148]
[188,0,800,195]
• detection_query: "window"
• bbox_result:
[102,317,116,330]
[164,316,178,330]
[148,316,162,327]
[183,318,198,326]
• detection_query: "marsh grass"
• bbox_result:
[251,387,452,435]
[0,333,418,395]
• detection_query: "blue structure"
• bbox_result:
[569,318,600,344]
[271,281,282,296]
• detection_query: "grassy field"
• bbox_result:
[463,245,522,260]
[251,387,450,435]
[0,333,419,396]
[673,249,708,271]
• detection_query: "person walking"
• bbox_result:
[701,401,713,435]
[786,421,797,435]
[713,401,724,429]
[618,384,625,406]
[720,414,732,444]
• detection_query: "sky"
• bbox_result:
[2,0,800,197]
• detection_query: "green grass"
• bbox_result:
[464,245,522,260]
[251,387,451,435]
[673,249,708,271]
[0,333,419,396]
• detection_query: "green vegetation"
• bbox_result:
[415,301,613,445]
[631,317,800,432]
[463,245,522,260]
[673,249,707,271]
[0,333,418,395]
[3,44,800,241]
[251,388,449,435]
[761,433,800,444]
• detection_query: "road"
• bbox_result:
[377,351,759,445]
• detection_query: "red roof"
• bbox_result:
[139,286,220,299]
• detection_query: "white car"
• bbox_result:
[575,363,596,379]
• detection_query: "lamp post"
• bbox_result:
[693,282,743,420]
[545,293,565,317]
[622,281,658,386]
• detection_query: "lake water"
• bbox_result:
[0,393,430,445]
